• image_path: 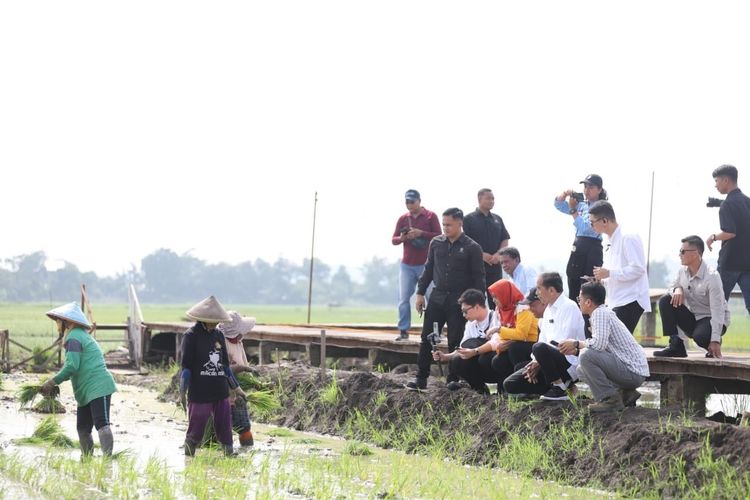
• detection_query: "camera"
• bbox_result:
[706,197,724,208]
[571,192,585,202]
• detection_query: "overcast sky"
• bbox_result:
[2,1,749,277]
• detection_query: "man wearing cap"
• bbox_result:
[218,311,257,447]
[41,302,117,457]
[554,174,608,301]
[180,296,246,456]
[405,207,485,391]
[391,189,441,341]
[588,201,651,333]
[463,188,511,309]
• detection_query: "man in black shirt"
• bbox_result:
[707,164,750,314]
[463,188,511,309]
[406,208,485,390]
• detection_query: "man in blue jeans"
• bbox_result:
[391,189,441,340]
[707,164,750,315]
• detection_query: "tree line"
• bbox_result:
[0,249,400,305]
[0,249,671,305]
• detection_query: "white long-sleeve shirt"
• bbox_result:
[601,226,651,311]
[509,263,537,295]
[536,293,586,380]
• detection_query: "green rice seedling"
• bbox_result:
[344,441,373,456]
[319,375,342,406]
[16,382,47,407]
[33,397,66,414]
[266,427,294,438]
[16,416,74,448]
[237,372,270,392]
[292,437,322,445]
[373,389,387,408]
[246,390,281,416]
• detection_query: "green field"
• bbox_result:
[1,301,749,365]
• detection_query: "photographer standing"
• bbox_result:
[707,165,750,315]
[554,174,608,301]
[391,189,442,341]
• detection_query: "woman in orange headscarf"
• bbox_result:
[478,279,540,388]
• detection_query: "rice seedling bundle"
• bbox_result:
[236,372,270,392]
[17,416,75,448]
[17,382,65,413]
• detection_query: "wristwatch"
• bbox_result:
[569,207,577,214]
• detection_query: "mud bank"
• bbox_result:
[257,362,750,497]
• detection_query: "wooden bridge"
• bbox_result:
[139,320,750,414]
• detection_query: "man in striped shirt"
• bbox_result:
[559,281,650,412]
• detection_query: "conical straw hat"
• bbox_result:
[218,311,257,339]
[46,302,92,329]
[186,295,231,323]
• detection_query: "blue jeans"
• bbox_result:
[398,263,425,331]
[719,268,750,314]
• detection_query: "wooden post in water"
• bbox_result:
[320,329,326,374]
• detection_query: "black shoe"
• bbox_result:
[653,336,687,358]
[540,386,569,401]
[184,439,197,457]
[405,379,426,391]
[395,330,410,341]
[621,389,642,407]
[446,381,462,391]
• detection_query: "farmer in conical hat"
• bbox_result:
[218,311,256,447]
[41,302,117,456]
[180,296,246,457]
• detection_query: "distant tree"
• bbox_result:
[356,257,399,304]
[648,259,670,288]
[329,265,353,305]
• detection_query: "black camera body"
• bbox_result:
[571,192,585,203]
[707,197,724,208]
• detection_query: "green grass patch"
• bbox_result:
[266,427,295,438]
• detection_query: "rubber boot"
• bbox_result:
[653,335,687,358]
[223,444,237,457]
[239,430,254,447]
[184,439,197,457]
[78,430,95,457]
[97,425,114,456]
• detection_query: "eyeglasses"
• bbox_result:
[589,217,603,225]
[679,249,698,255]
[461,305,475,315]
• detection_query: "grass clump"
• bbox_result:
[319,374,342,406]
[344,441,373,456]
[267,427,295,438]
[16,416,75,448]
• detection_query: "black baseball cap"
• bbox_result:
[520,287,540,305]
[579,174,603,188]
[405,189,420,201]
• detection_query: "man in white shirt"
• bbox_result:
[559,282,650,412]
[499,247,538,295]
[431,289,498,393]
[589,201,651,333]
[503,272,586,401]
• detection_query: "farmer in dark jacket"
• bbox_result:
[180,296,246,456]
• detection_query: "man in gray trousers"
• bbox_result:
[558,281,649,412]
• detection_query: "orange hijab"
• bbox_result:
[487,279,524,327]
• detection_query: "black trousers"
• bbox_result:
[488,342,535,386]
[566,236,603,301]
[484,267,503,309]
[451,352,495,392]
[77,394,112,433]
[613,300,644,334]
[658,295,727,349]
[416,295,466,382]
[503,342,572,395]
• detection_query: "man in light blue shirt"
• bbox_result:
[499,247,537,295]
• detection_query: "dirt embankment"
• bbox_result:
[256,362,750,497]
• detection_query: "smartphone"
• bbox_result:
[550,340,559,346]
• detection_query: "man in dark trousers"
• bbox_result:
[463,188,511,308]
[406,208,485,390]
[707,164,750,315]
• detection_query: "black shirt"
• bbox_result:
[181,322,231,403]
[719,188,750,271]
[417,233,485,304]
[463,209,511,272]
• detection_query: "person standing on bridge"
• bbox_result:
[391,189,441,341]
[706,164,750,315]
[654,235,730,359]
[588,201,651,333]
[41,302,117,457]
[406,208,485,391]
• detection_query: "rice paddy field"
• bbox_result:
[1,301,749,364]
